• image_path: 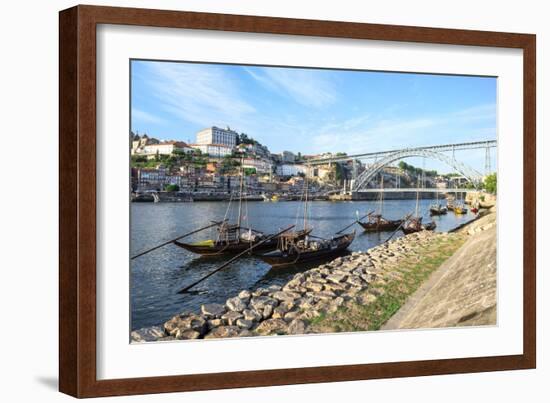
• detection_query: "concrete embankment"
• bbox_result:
[132,220,486,342]
[383,208,497,330]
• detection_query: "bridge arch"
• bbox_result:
[352,149,483,191]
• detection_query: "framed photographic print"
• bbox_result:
[59,5,536,398]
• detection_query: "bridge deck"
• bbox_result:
[308,139,496,165]
[355,188,473,193]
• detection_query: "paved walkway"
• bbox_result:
[382,212,497,330]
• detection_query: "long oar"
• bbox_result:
[383,213,413,243]
[336,210,374,234]
[131,220,227,260]
[177,225,295,294]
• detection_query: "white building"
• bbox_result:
[196,126,238,148]
[276,164,306,177]
[141,141,193,156]
[242,158,272,174]
[191,143,233,158]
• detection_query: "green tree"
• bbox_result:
[219,155,240,174]
[164,184,180,192]
[484,173,497,194]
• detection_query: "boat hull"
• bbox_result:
[402,220,436,234]
[173,228,312,256]
[173,238,278,256]
[259,233,355,267]
[430,207,447,215]
[357,219,403,232]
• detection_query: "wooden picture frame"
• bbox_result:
[59,4,536,397]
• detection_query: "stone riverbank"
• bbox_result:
[131,216,492,342]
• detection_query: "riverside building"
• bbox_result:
[196,126,239,148]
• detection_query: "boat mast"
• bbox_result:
[379,173,384,216]
[303,165,309,231]
[237,156,244,229]
[415,177,420,217]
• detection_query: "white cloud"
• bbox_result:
[311,103,496,156]
[131,108,165,125]
[246,67,337,108]
[142,62,256,129]
[452,103,496,121]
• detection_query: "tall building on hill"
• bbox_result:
[196,126,238,148]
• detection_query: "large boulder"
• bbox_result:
[347,275,364,288]
[283,310,300,322]
[175,329,201,340]
[221,311,243,326]
[303,281,324,292]
[226,296,247,312]
[287,319,307,335]
[164,314,207,337]
[326,273,348,284]
[131,326,165,343]
[201,303,226,318]
[236,318,254,329]
[272,291,301,302]
[262,304,274,319]
[243,309,262,322]
[204,326,241,339]
[250,296,278,311]
[255,318,289,335]
[238,290,252,302]
[272,300,295,319]
[315,290,337,300]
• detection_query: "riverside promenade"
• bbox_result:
[131,208,497,342]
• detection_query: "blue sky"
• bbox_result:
[131,60,497,173]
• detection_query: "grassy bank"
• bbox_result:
[305,233,467,333]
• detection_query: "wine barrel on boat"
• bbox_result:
[259,231,356,267]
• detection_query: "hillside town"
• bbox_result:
[130,125,462,201]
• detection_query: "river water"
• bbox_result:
[130,199,475,330]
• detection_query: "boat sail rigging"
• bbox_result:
[174,156,294,256]
[402,160,436,234]
[259,164,355,267]
[357,171,403,232]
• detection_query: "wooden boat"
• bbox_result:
[173,224,311,257]
[446,194,455,210]
[259,232,356,267]
[402,172,436,234]
[357,175,402,232]
[173,159,310,257]
[429,204,447,215]
[470,200,480,214]
[401,217,437,234]
[454,205,467,214]
[430,189,447,215]
[260,164,355,267]
[358,214,403,232]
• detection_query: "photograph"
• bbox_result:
[129,60,498,342]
